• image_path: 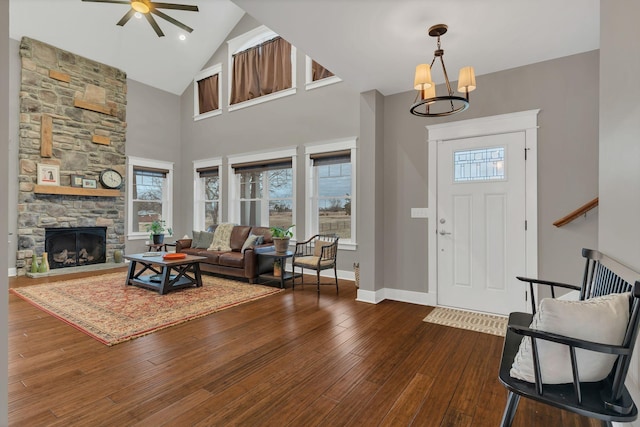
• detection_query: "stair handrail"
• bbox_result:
[553,197,599,227]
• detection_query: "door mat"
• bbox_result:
[424,306,508,337]
[10,272,283,346]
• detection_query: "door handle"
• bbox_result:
[439,230,452,236]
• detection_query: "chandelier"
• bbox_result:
[410,24,476,117]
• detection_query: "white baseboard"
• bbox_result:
[287,267,355,281]
[8,268,16,277]
[356,287,435,306]
[356,288,385,304]
[384,288,436,306]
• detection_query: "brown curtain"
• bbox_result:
[197,74,219,114]
[312,60,334,81]
[230,45,260,105]
[259,37,292,96]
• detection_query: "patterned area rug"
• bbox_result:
[424,306,508,337]
[10,272,283,346]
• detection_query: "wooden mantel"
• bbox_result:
[33,185,121,197]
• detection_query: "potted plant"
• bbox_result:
[270,224,294,253]
[146,220,173,245]
[273,259,282,277]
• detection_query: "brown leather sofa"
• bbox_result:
[175,225,275,283]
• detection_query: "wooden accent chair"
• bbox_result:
[499,249,640,427]
[292,234,339,293]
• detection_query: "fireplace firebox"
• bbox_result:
[45,227,107,269]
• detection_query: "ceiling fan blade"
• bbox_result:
[82,0,131,4]
[145,13,165,37]
[116,9,136,26]
[151,9,194,33]
[151,3,199,12]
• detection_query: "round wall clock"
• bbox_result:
[99,169,124,189]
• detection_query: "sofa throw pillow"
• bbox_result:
[241,234,261,253]
[510,292,630,384]
[190,231,201,248]
[196,231,214,249]
[208,223,235,251]
[191,230,214,249]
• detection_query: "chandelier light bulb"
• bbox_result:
[410,24,476,118]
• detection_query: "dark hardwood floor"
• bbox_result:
[8,268,599,426]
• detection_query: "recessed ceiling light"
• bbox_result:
[179,34,187,41]
[134,12,142,19]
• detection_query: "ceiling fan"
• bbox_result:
[82,0,199,37]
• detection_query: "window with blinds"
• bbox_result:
[305,56,341,90]
[231,157,293,228]
[197,166,220,229]
[311,151,352,240]
[305,140,357,246]
[193,63,222,121]
[131,165,170,234]
[227,26,297,112]
[311,60,335,82]
[230,36,292,105]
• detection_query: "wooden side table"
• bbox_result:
[147,242,176,252]
[257,250,301,289]
[147,243,165,252]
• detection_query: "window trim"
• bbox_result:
[305,55,341,91]
[127,156,174,240]
[193,157,223,230]
[227,25,297,113]
[227,147,297,238]
[305,138,358,250]
[193,63,222,121]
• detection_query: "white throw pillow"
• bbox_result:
[510,292,630,384]
[208,223,234,252]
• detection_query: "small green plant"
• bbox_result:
[270,224,294,238]
[146,220,173,239]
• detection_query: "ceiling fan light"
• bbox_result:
[131,1,150,14]
[457,66,477,93]
[414,64,432,91]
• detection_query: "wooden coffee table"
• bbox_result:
[124,253,206,295]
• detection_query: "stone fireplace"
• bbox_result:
[45,227,107,269]
[16,37,127,275]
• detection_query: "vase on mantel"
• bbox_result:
[38,252,49,273]
[30,254,39,274]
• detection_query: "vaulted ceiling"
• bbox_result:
[10,0,600,97]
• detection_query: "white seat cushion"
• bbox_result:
[510,292,630,384]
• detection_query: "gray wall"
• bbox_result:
[599,1,640,268]
[358,90,385,291]
[8,39,19,275]
[599,1,640,412]
[383,50,600,293]
[124,79,182,254]
[178,14,361,272]
[1,0,9,422]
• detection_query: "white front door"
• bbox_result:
[436,132,527,315]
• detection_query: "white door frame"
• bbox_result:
[426,110,540,312]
